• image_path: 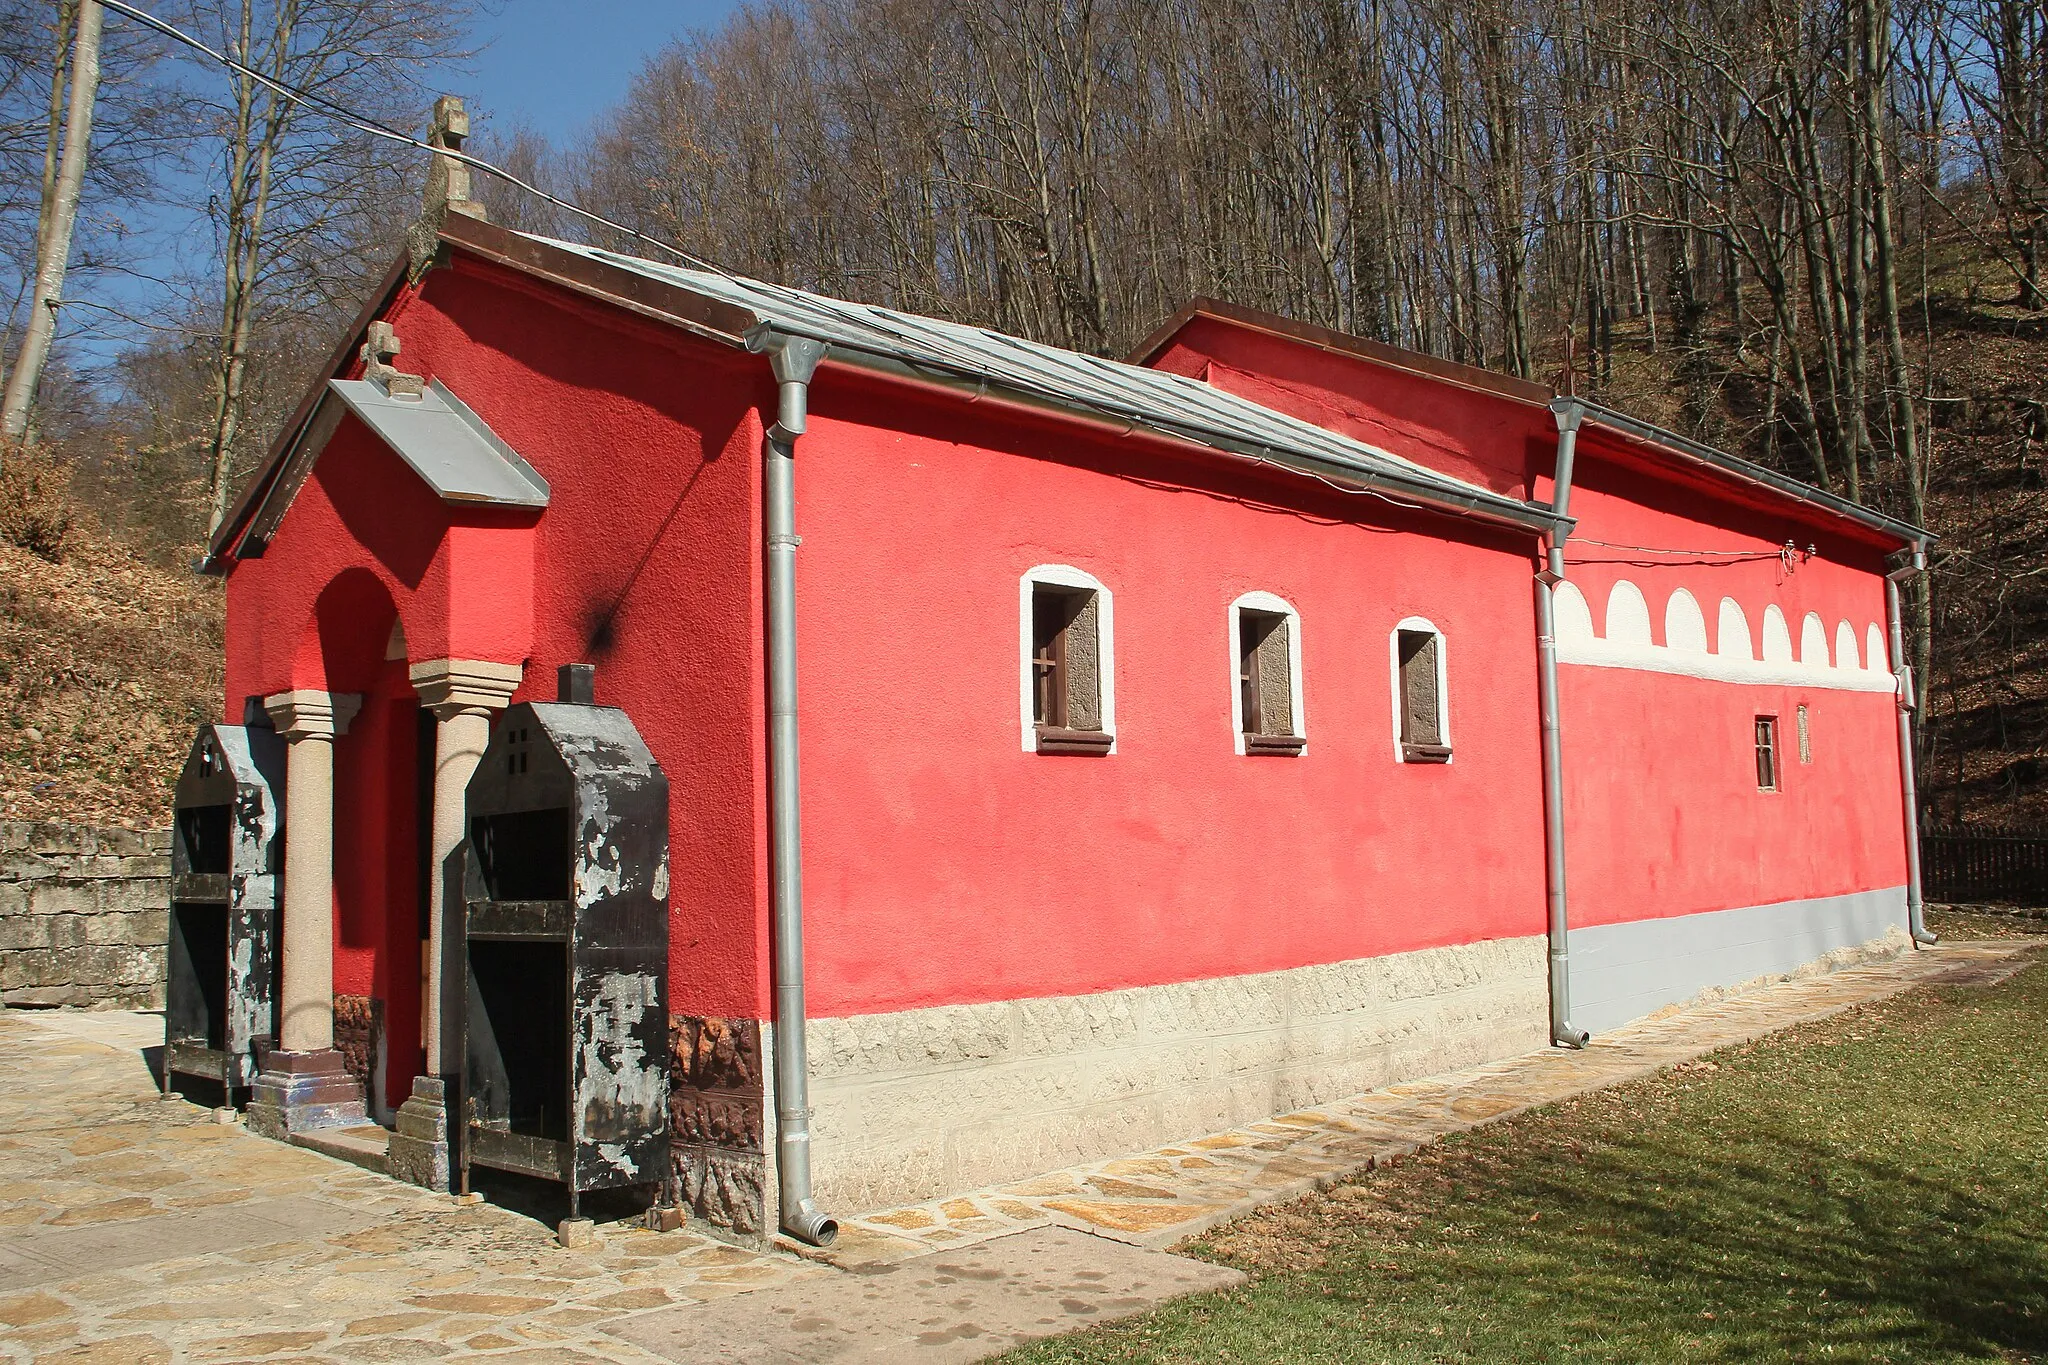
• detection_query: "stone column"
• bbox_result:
[387,658,521,1190]
[246,689,368,1140]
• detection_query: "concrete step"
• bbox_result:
[291,1123,391,1175]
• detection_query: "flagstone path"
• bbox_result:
[0,936,2031,1363]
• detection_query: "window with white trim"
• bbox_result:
[1390,618,1451,763]
[1228,592,1305,755]
[1019,566,1114,755]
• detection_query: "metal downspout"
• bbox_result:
[1886,544,1938,947]
[759,333,839,1246]
[1537,399,1590,1047]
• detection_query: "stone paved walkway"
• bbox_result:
[0,937,2032,1363]
[0,1010,817,1364]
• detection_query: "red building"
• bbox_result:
[200,208,1930,1242]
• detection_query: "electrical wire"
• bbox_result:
[1565,554,1785,568]
[1572,537,1799,558]
[95,0,729,277]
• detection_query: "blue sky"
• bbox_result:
[55,2,737,380]
[462,1,738,140]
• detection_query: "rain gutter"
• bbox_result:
[745,325,1564,539]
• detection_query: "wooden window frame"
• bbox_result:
[1021,567,1114,756]
[1755,714,1780,791]
[1391,619,1451,764]
[1230,593,1305,756]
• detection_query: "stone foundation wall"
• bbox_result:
[0,822,171,1009]
[782,935,1551,1213]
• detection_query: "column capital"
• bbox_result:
[263,690,362,741]
[409,658,523,717]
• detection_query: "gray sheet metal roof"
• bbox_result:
[525,236,1555,530]
[327,377,549,508]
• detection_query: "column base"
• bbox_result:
[386,1075,453,1191]
[245,1048,368,1141]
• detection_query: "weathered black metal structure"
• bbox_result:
[165,724,285,1101]
[460,665,671,1217]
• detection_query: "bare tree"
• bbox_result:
[1,0,101,451]
[181,0,473,533]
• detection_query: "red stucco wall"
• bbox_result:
[788,375,1548,1017]
[1146,317,1536,498]
[223,255,774,1083]
[1551,439,1907,926]
[1146,315,1913,943]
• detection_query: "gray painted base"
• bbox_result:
[1571,886,1910,1034]
[782,936,1549,1212]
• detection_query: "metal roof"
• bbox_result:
[326,376,549,508]
[524,236,1556,531]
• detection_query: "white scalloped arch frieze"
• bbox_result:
[1761,606,1795,663]
[1555,581,1893,692]
[1665,590,1709,652]
[1553,581,1596,646]
[1604,580,1653,646]
[1718,598,1753,660]
[1800,612,1829,666]
[1834,620,1860,672]
[1866,623,1888,673]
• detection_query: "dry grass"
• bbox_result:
[0,523,223,829]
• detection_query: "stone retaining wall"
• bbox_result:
[0,822,171,1009]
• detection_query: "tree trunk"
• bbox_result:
[0,0,102,451]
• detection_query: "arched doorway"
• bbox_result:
[294,569,427,1122]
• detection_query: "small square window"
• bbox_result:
[1755,715,1780,791]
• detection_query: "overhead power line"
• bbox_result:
[94,0,730,277]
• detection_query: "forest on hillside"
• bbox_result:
[1,0,2045,826]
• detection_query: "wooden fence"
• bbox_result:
[1921,827,2048,906]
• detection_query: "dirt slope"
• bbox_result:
[0,529,223,829]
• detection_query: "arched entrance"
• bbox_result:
[293,569,428,1122]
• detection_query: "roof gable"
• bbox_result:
[1133,298,1925,548]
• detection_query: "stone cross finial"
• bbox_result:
[424,95,486,224]
[408,94,488,281]
[360,320,425,398]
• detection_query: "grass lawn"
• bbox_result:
[1006,919,2046,1364]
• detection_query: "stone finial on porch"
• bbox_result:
[359,321,425,399]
